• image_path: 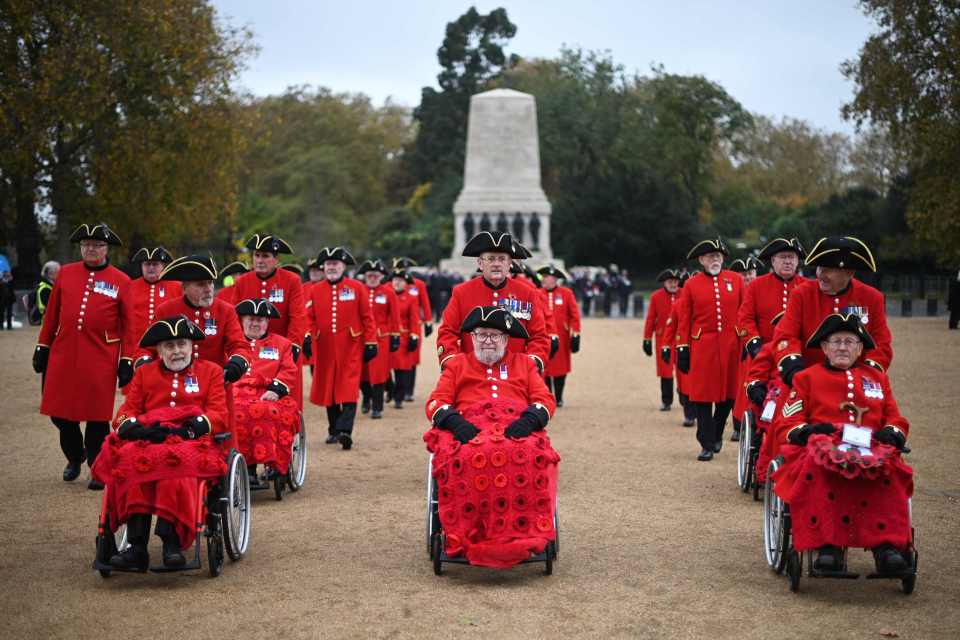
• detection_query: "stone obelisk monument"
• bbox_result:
[441,88,559,274]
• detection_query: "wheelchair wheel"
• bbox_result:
[553,504,560,559]
[763,458,790,573]
[207,531,224,577]
[786,550,801,592]
[426,455,438,557]
[288,416,307,491]
[223,450,251,561]
[431,532,443,576]
[751,430,764,502]
[273,472,284,501]
[545,541,555,576]
[737,411,753,492]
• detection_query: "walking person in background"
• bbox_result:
[949,269,960,330]
[25,261,60,326]
[0,251,14,330]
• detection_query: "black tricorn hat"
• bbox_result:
[388,269,414,284]
[246,234,293,255]
[509,260,523,275]
[462,231,521,258]
[392,256,418,269]
[656,268,681,282]
[745,256,763,271]
[758,237,805,261]
[220,261,249,278]
[131,247,174,263]
[70,223,123,246]
[805,313,876,350]
[537,265,569,280]
[281,263,304,275]
[687,238,729,260]
[460,306,529,339]
[235,298,281,319]
[512,241,533,260]
[316,246,356,265]
[139,315,205,348]
[729,258,748,273]
[357,259,388,275]
[306,258,321,270]
[161,255,218,282]
[804,236,877,272]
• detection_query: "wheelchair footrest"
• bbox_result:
[810,569,860,579]
[93,559,148,574]
[148,559,202,573]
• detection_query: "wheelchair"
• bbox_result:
[424,453,559,576]
[736,409,763,500]
[248,412,308,501]
[762,455,918,594]
[93,433,252,578]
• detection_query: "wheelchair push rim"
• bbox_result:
[288,415,307,491]
[737,411,753,492]
[763,458,789,573]
[223,450,251,561]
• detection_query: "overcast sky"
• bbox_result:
[211,0,876,134]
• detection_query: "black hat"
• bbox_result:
[462,231,521,258]
[512,241,533,259]
[804,236,877,272]
[758,237,805,261]
[729,258,748,273]
[132,247,174,263]
[388,270,414,284]
[745,257,763,271]
[459,306,529,339]
[139,315,205,348]
[392,257,418,269]
[656,268,681,282]
[281,263,304,275]
[509,260,523,275]
[357,259,388,275]
[804,313,876,350]
[161,255,218,282]
[235,298,281,319]
[70,223,122,246]
[537,265,569,280]
[686,238,729,260]
[220,261,249,278]
[246,234,293,254]
[316,246,356,265]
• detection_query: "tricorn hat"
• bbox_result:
[392,256,418,269]
[729,258,748,273]
[161,255,218,282]
[687,238,729,260]
[139,315,205,348]
[220,261,249,278]
[758,237,805,261]
[512,241,533,260]
[656,268,681,282]
[70,223,123,246]
[459,305,529,339]
[537,265,569,280]
[246,234,293,254]
[357,259,388,275]
[316,246,356,265]
[804,236,877,272]
[388,270,414,284]
[745,256,763,271]
[235,298,281,319]
[131,247,174,263]
[462,231,522,258]
[805,313,876,350]
[281,263,304,276]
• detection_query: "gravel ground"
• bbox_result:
[0,317,957,640]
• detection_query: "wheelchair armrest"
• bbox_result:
[213,432,232,443]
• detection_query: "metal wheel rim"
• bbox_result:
[426,455,436,555]
[737,412,752,490]
[289,419,307,490]
[115,523,129,553]
[763,460,782,569]
[226,453,251,558]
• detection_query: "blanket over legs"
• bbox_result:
[233,378,300,473]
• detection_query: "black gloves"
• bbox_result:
[504,405,549,439]
[570,335,580,353]
[660,347,670,364]
[779,355,806,387]
[117,420,170,443]
[676,346,690,374]
[32,345,49,373]
[745,337,762,360]
[642,339,653,357]
[266,380,289,398]
[172,416,211,439]
[787,422,835,446]
[291,344,301,363]
[117,359,134,388]
[389,335,400,352]
[223,355,248,383]
[303,334,312,360]
[363,344,378,362]
[433,407,481,444]
[874,426,906,450]
[407,335,419,352]
[550,336,560,359]
[747,382,768,407]
[134,355,152,369]
[424,323,433,337]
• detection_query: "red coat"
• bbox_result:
[660,305,686,394]
[215,285,236,303]
[307,277,377,406]
[772,278,892,372]
[38,261,137,421]
[738,273,807,344]
[643,287,679,379]
[675,270,744,402]
[231,269,308,348]
[391,288,422,371]
[438,277,551,372]
[153,296,250,367]
[404,277,432,366]
[114,359,228,433]
[129,278,182,347]
[362,283,401,384]
[239,332,298,396]
[425,351,556,423]
[544,285,580,377]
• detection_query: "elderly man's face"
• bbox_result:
[364,271,383,289]
[391,276,407,293]
[742,269,758,286]
[141,260,165,284]
[821,330,863,370]
[472,328,509,365]
[157,338,192,372]
[541,275,558,290]
[252,250,278,277]
[664,277,680,293]
[816,267,854,295]
[324,260,345,281]
[771,251,799,279]
[183,280,215,307]
[698,251,724,276]
[80,240,109,267]
[478,252,510,284]
[308,266,324,282]
[241,315,269,340]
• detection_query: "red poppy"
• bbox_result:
[249,404,265,419]
[278,431,294,447]
[163,451,181,467]
[845,449,862,465]
[455,480,469,496]
[445,533,463,555]
[451,458,463,475]
[535,516,552,533]
[535,495,552,513]
[473,475,490,491]
[134,440,149,449]
[493,473,508,488]
[493,495,509,513]
[513,495,528,511]
[471,452,487,469]
[280,414,295,427]
[828,448,847,465]
[165,435,183,446]
[534,473,549,491]
[439,487,452,502]
[511,447,528,465]
[492,426,505,436]
[505,406,517,415]
[253,444,268,460]
[840,464,860,480]
[486,411,499,421]
[490,450,507,467]
[478,499,490,514]
[492,517,506,532]
[513,473,529,489]
[435,468,449,486]
[268,405,280,418]
[134,455,152,473]
[462,502,476,517]
[197,456,212,471]
[513,515,530,532]
[533,453,548,469]
[235,411,248,424]
[251,425,264,438]
[440,508,458,525]
[469,435,485,446]
[448,441,462,456]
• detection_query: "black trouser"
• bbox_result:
[691,400,733,450]
[51,417,110,466]
[393,370,411,405]
[950,308,959,329]
[125,513,180,549]
[679,391,696,420]
[546,375,567,404]
[407,366,417,399]
[360,381,371,407]
[325,403,357,436]
[660,377,674,407]
[0,282,13,329]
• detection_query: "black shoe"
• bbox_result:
[697,449,714,461]
[873,544,908,573]
[110,545,149,571]
[63,461,82,482]
[730,429,741,442]
[714,441,723,453]
[360,399,370,414]
[394,399,403,409]
[338,433,352,450]
[659,404,671,411]
[556,400,564,408]
[682,419,695,427]
[371,410,382,419]
[325,434,338,445]
[813,545,842,572]
[162,538,186,567]
[87,479,104,491]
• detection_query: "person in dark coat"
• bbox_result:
[949,270,960,330]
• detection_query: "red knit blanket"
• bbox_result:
[233,381,300,473]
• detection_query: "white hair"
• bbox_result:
[41,261,60,278]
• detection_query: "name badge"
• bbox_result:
[862,377,884,399]
[409,287,419,296]
[499,363,508,380]
[204,318,218,336]
[159,286,166,298]
[841,424,873,448]
[760,400,776,422]
[338,287,356,301]
[269,287,284,303]
[184,375,200,393]
[374,294,387,304]
[259,346,279,360]
[93,280,119,298]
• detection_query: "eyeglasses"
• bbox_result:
[79,241,108,250]
[825,338,861,347]
[472,331,506,343]
[479,255,510,264]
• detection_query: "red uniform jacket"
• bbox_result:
[643,287,679,379]
[391,288,422,371]
[362,283,401,385]
[675,270,743,402]
[114,358,228,433]
[38,261,136,421]
[772,278,893,372]
[425,351,556,423]
[438,277,551,372]
[406,277,432,366]
[738,273,807,345]
[129,278,182,347]
[660,305,686,394]
[231,269,308,348]
[240,332,298,396]
[544,285,580,377]
[307,277,377,405]
[216,285,236,303]
[153,296,250,367]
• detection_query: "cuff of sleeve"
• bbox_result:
[439,354,456,368]
[267,379,289,397]
[864,358,885,372]
[786,424,807,442]
[885,425,904,435]
[431,404,454,426]
[778,353,801,367]
[529,355,544,370]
